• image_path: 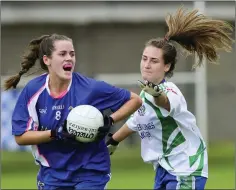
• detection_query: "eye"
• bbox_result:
[142,56,147,61]
[152,59,159,63]
[60,52,66,56]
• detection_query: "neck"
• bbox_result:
[154,78,165,85]
[48,74,70,96]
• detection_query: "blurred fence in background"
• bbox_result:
[1,1,235,152]
[1,89,31,151]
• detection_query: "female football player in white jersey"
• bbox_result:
[4,34,142,189]
[106,7,234,190]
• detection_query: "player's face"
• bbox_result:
[140,46,170,84]
[44,40,76,81]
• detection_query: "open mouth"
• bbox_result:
[63,64,73,72]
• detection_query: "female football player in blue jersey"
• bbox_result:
[4,34,142,190]
[106,7,234,190]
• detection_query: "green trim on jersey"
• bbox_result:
[142,93,186,169]
[158,83,169,94]
[190,138,206,176]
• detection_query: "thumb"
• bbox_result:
[137,80,146,89]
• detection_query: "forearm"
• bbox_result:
[154,92,170,112]
[112,124,134,142]
[15,130,52,145]
[110,92,142,123]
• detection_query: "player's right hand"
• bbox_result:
[137,80,162,97]
[106,133,119,155]
[50,120,75,141]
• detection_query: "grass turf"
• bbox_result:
[1,142,235,189]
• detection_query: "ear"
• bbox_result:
[43,55,51,66]
[164,63,171,73]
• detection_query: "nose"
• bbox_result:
[65,54,73,61]
[144,60,151,69]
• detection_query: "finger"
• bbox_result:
[137,80,146,89]
[147,81,157,88]
[153,85,159,92]
[148,82,153,88]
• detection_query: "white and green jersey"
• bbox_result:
[126,81,208,178]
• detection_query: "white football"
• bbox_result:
[66,105,104,143]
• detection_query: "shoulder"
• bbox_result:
[159,81,182,95]
[22,74,47,98]
[73,72,98,86]
[73,72,113,90]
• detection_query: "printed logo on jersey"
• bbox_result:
[52,105,65,110]
[39,107,47,114]
[138,105,146,116]
[159,84,177,95]
[134,122,155,139]
[134,122,155,131]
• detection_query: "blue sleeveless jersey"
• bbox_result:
[12,72,130,177]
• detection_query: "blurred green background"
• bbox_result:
[2,142,235,189]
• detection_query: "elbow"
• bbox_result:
[15,135,26,145]
[136,97,143,108]
[131,92,142,108]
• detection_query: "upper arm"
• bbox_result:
[93,81,131,112]
[12,88,34,136]
[158,83,185,117]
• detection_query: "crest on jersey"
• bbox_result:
[68,106,74,111]
[138,105,146,116]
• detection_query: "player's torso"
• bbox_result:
[36,89,80,130]
[35,74,101,130]
[134,97,188,163]
[135,87,208,177]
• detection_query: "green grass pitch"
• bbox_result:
[1,142,234,189]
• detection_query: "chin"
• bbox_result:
[142,75,152,82]
[64,75,72,80]
[61,73,73,80]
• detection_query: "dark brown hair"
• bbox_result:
[4,34,72,90]
[145,7,234,78]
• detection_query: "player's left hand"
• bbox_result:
[95,115,114,141]
[137,80,162,97]
[106,133,119,155]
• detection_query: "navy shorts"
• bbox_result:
[37,166,111,190]
[154,165,207,190]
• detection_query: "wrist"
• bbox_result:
[107,136,119,146]
[50,129,57,140]
[154,91,162,98]
[109,116,115,125]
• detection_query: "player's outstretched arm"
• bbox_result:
[110,92,142,123]
[106,124,134,155]
[112,123,134,142]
